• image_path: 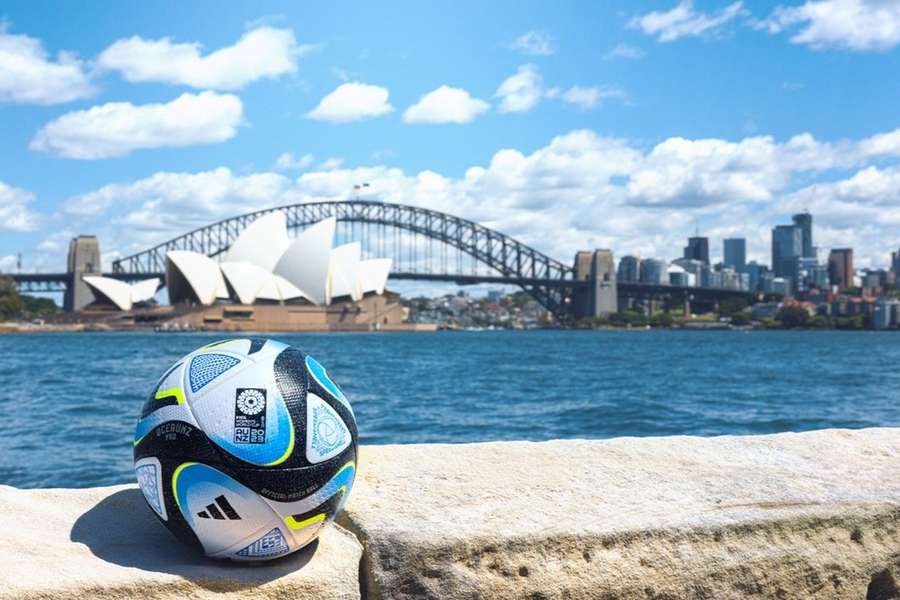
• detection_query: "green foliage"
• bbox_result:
[834,315,866,330]
[775,305,810,329]
[649,312,673,328]
[717,297,748,318]
[0,276,24,321]
[21,295,59,319]
[0,277,58,321]
[730,311,752,326]
[808,315,833,329]
[504,291,534,309]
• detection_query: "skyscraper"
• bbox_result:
[828,248,854,291]
[683,236,709,265]
[723,238,746,270]
[792,212,813,258]
[616,255,641,282]
[771,225,802,280]
[639,258,667,285]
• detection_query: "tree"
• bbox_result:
[775,305,810,329]
[730,311,752,326]
[717,297,748,318]
[0,276,24,321]
[21,295,59,319]
[649,312,673,328]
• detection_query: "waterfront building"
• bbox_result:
[163,213,392,307]
[828,248,854,291]
[82,276,160,311]
[862,269,889,292]
[772,225,802,281]
[873,299,899,329]
[743,261,769,292]
[808,264,829,289]
[792,212,814,258]
[751,302,781,319]
[671,258,703,285]
[667,264,693,287]
[617,255,641,282]
[683,236,709,265]
[639,258,667,285]
[723,238,746,271]
[761,274,791,296]
[718,266,740,290]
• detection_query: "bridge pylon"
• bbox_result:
[63,235,100,312]
[571,249,617,320]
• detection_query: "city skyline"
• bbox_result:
[2,1,900,278]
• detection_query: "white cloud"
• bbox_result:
[510,31,555,56]
[306,82,393,123]
[64,167,295,225]
[0,27,94,104]
[630,1,746,42]
[495,64,543,113]
[0,180,39,231]
[319,157,344,170]
[403,85,490,124]
[97,27,310,90]
[758,0,900,52]
[0,255,16,272]
[559,85,627,110]
[274,152,314,171]
[626,128,900,207]
[56,126,900,270]
[603,43,646,60]
[30,91,243,159]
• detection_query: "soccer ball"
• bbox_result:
[133,338,357,561]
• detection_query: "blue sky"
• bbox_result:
[2,0,900,283]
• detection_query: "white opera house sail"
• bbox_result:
[162,213,392,308]
[82,276,161,311]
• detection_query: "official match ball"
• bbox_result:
[133,338,358,561]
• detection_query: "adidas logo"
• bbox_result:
[197,495,241,520]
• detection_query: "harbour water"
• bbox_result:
[1,330,897,489]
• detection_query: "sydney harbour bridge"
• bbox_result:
[10,200,753,322]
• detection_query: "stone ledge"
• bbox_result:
[339,428,900,599]
[2,429,899,599]
[0,484,362,600]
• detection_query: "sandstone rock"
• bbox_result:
[0,484,362,599]
[340,428,900,599]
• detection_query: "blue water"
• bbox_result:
[1,330,898,489]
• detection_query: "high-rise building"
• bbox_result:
[792,212,814,258]
[772,225,802,280]
[828,248,854,291]
[743,261,769,292]
[723,238,746,270]
[683,237,709,265]
[616,255,641,282]
[639,258,667,285]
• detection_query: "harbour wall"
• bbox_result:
[2,428,899,599]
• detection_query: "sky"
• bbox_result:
[2,0,900,288]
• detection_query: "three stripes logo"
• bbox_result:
[197,495,241,521]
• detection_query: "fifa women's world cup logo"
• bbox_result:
[234,388,267,444]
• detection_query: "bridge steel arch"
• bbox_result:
[111,200,579,320]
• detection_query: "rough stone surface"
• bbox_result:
[0,484,362,599]
[340,428,900,599]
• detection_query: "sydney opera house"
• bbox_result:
[82,213,409,332]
